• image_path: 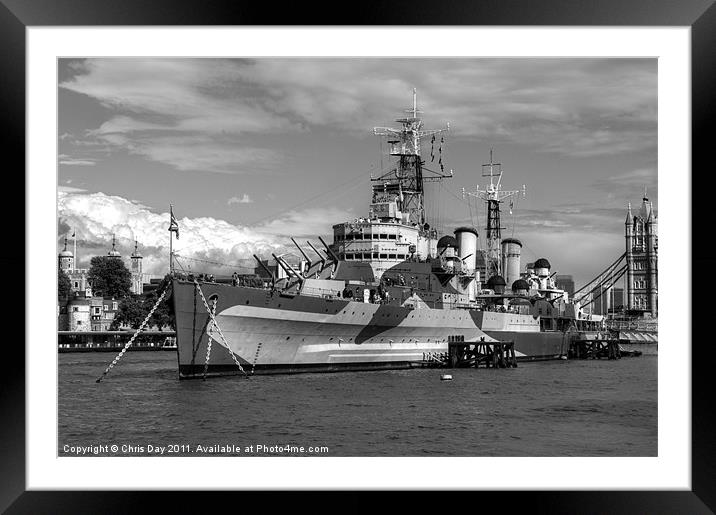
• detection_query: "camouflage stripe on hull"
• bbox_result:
[172,280,567,377]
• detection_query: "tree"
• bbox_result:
[150,274,176,330]
[150,299,174,331]
[109,275,176,331]
[111,295,146,330]
[58,268,72,299]
[87,256,132,298]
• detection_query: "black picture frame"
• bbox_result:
[3,0,713,512]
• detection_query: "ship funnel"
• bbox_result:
[454,227,478,275]
[501,238,522,287]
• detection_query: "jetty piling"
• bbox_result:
[569,338,622,360]
[446,335,517,369]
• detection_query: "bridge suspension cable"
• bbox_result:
[576,264,628,308]
[573,252,627,307]
[573,252,626,297]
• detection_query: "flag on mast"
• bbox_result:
[169,204,179,239]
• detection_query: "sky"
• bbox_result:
[57,58,657,287]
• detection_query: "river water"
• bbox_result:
[58,350,657,457]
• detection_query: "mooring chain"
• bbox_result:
[96,284,171,383]
[193,281,248,377]
[202,297,218,380]
[251,341,263,375]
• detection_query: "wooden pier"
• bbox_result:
[446,335,517,369]
[569,338,622,360]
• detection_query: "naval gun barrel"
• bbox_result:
[253,254,276,288]
[253,254,274,279]
[290,237,312,268]
[272,253,304,284]
[306,240,326,266]
[318,236,340,263]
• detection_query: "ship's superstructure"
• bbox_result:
[170,91,606,377]
[332,89,452,281]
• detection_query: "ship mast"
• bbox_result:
[464,147,525,278]
[372,89,452,227]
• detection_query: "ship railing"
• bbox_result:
[446,302,480,310]
[299,286,343,300]
[605,319,658,332]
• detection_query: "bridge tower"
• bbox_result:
[624,189,657,316]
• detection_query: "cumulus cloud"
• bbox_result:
[228,194,254,205]
[58,185,87,193]
[56,188,643,287]
[57,190,347,276]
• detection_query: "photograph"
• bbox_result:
[0,0,712,506]
[2,3,708,508]
[56,56,658,458]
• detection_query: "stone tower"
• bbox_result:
[625,191,658,316]
[130,240,144,294]
[58,236,74,271]
[107,234,121,259]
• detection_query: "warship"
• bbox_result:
[170,91,606,377]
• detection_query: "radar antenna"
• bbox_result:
[372,88,452,227]
[464,147,526,278]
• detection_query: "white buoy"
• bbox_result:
[440,374,453,381]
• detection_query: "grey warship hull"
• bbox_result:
[169,92,599,378]
[172,279,568,378]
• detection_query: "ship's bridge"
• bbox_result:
[332,219,438,280]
